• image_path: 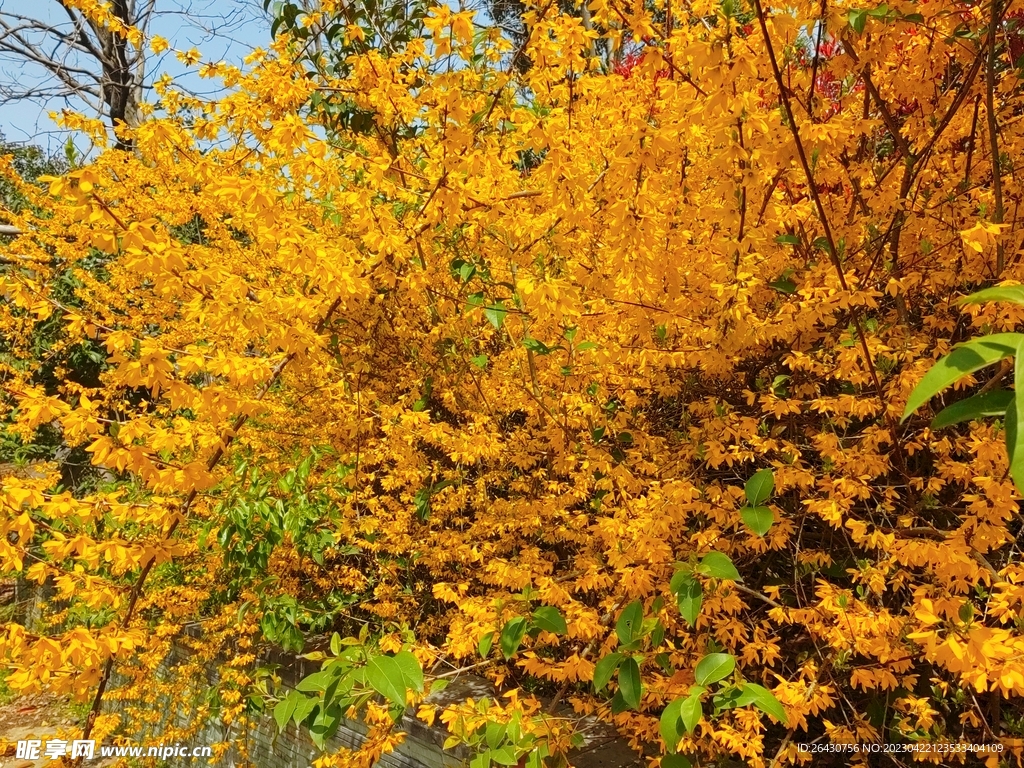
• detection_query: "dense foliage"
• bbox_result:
[3,0,1024,765]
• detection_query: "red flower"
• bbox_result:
[614,51,644,79]
[817,39,841,59]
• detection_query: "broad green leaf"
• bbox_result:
[774,233,800,245]
[490,747,518,766]
[609,690,629,714]
[744,468,774,506]
[330,632,341,656]
[901,334,1024,422]
[618,657,642,709]
[486,720,508,750]
[532,605,567,635]
[697,552,741,581]
[680,693,703,733]
[661,756,693,768]
[392,650,424,693]
[366,654,409,707]
[523,337,551,355]
[694,653,736,686]
[769,277,797,294]
[478,631,494,659]
[958,286,1024,307]
[616,600,644,644]
[1010,342,1024,493]
[651,619,665,647]
[471,354,488,369]
[292,694,318,726]
[741,505,774,536]
[712,686,744,712]
[669,566,691,594]
[660,697,686,752]
[673,574,703,626]
[738,683,788,724]
[849,8,867,32]
[500,617,529,659]
[593,653,623,692]
[930,390,1013,429]
[308,704,327,749]
[273,691,299,732]
[296,669,333,692]
[484,304,507,329]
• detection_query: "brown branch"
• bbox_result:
[986,0,1006,274]
[752,0,906,468]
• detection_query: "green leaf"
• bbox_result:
[366,654,409,707]
[532,606,567,635]
[330,632,342,656]
[651,619,665,648]
[661,756,693,768]
[471,354,488,369]
[697,552,741,581]
[618,657,642,709]
[478,631,494,659]
[930,390,1013,429]
[392,650,424,693]
[738,683,788,724]
[522,337,552,355]
[960,286,1024,307]
[575,341,599,351]
[774,233,801,245]
[1009,343,1024,493]
[660,697,686,752]
[486,720,508,750]
[616,600,644,644]
[673,573,703,626]
[273,691,299,732]
[609,690,629,714]
[593,652,623,692]
[769,277,797,294]
[490,747,518,766]
[500,617,529,659]
[867,3,889,17]
[414,487,431,521]
[849,8,867,32]
[694,653,736,686]
[744,468,774,506]
[712,686,744,713]
[741,505,774,536]
[293,694,318,726]
[901,334,1024,422]
[680,693,703,733]
[296,670,333,692]
[484,304,507,329]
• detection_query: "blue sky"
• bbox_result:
[0,0,270,153]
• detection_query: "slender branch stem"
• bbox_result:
[986,0,1006,274]
[75,296,343,755]
[752,0,905,466]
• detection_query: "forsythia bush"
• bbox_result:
[2,0,1024,764]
